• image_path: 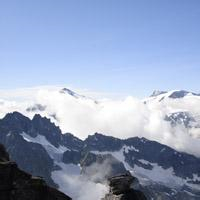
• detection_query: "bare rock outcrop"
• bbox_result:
[102,173,147,200]
[0,144,71,200]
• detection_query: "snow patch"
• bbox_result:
[138,159,151,165]
[21,132,69,161]
[91,148,200,191]
[123,145,139,153]
[133,161,185,187]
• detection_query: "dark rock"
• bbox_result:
[150,90,167,97]
[84,133,123,151]
[63,150,82,164]
[32,114,62,148]
[109,173,134,195]
[138,183,200,200]
[26,104,46,112]
[0,112,83,187]
[61,133,84,151]
[60,88,85,99]
[0,144,9,162]
[0,112,32,134]
[0,144,71,200]
[1,112,200,199]
[165,112,196,128]
[80,152,129,183]
[102,173,147,200]
[60,88,78,97]
[123,137,200,180]
[1,131,56,188]
[169,90,199,99]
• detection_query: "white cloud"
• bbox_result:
[0,86,200,157]
[51,162,108,200]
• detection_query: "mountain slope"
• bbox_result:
[0,144,71,200]
[0,112,200,199]
[1,88,200,154]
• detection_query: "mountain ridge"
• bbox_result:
[0,112,200,199]
[0,143,71,200]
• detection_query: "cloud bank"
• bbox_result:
[0,86,200,157]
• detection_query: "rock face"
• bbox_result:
[80,152,129,183]
[150,90,167,97]
[1,112,200,199]
[102,173,147,200]
[0,144,9,162]
[0,144,71,200]
[165,112,196,128]
[168,90,199,98]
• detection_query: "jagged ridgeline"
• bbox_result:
[0,112,200,199]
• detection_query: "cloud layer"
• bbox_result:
[0,86,200,157]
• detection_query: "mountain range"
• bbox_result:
[1,88,200,140]
[0,110,200,199]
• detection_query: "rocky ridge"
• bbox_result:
[0,144,71,200]
[0,112,200,199]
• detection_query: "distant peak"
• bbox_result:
[32,113,51,123]
[4,111,30,121]
[168,90,200,99]
[59,87,98,103]
[60,88,76,95]
[59,88,85,99]
[150,90,167,97]
[149,90,200,99]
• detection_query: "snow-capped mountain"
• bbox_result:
[59,88,87,99]
[143,89,200,140]
[1,88,200,155]
[59,87,99,103]
[148,90,200,100]
[0,112,200,200]
[144,90,200,108]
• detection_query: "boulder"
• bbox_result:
[102,173,147,200]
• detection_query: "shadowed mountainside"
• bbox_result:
[0,144,71,200]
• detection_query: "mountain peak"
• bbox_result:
[59,88,85,99]
[60,88,76,96]
[149,90,200,100]
[4,111,30,121]
[59,88,98,104]
[150,90,167,97]
[168,90,200,98]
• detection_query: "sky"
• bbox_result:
[0,0,200,97]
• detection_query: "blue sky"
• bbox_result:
[0,0,200,97]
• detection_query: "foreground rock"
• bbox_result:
[102,173,146,200]
[0,144,71,200]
